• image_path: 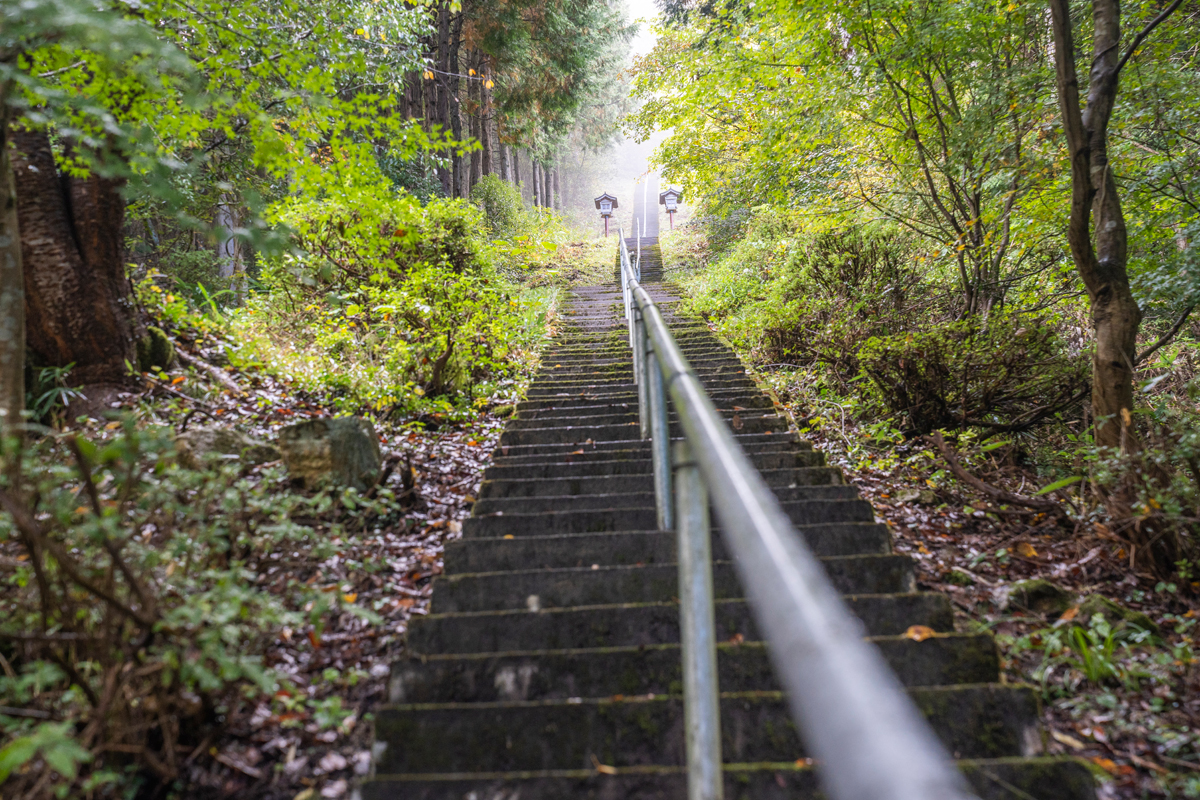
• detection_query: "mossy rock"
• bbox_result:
[1076,593,1158,634]
[491,404,516,418]
[1003,578,1074,616]
[137,326,176,371]
[945,569,975,587]
[175,426,279,469]
[277,416,382,492]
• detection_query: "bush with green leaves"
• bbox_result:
[857,315,1090,435]
[470,175,528,240]
[0,423,392,797]
[233,184,547,415]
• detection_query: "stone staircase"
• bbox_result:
[363,244,1094,799]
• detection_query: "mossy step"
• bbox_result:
[362,757,1094,800]
[406,594,953,654]
[482,450,829,480]
[489,433,802,462]
[373,685,1040,772]
[473,484,856,513]
[432,555,913,613]
[462,502,874,538]
[515,388,774,412]
[499,416,788,447]
[503,408,780,433]
[389,634,999,704]
[515,395,774,417]
[475,482,844,506]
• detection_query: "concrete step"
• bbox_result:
[481,451,832,480]
[472,484,858,513]
[498,414,788,447]
[373,684,1041,773]
[476,473,844,500]
[443,522,885,573]
[462,503,876,538]
[491,431,802,461]
[432,555,914,612]
[362,758,1095,800]
[406,594,954,654]
[389,634,999,703]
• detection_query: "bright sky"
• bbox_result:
[626,0,660,59]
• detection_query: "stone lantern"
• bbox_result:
[659,188,683,230]
[594,192,618,238]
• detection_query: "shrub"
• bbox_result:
[0,424,388,797]
[235,188,544,413]
[857,315,1090,434]
[470,175,527,239]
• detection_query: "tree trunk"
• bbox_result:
[1048,0,1150,452]
[544,162,553,210]
[11,128,139,387]
[512,148,521,195]
[434,2,452,196]
[481,57,494,177]
[552,164,560,210]
[0,84,25,428]
[499,140,510,183]
[532,161,541,206]
[468,52,482,192]
[448,14,465,199]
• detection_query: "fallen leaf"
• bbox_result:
[904,625,936,642]
[293,790,315,800]
[590,754,618,775]
[308,630,321,648]
[728,633,745,645]
[1050,730,1085,750]
[1016,542,1038,558]
[731,413,743,430]
[1059,607,1079,622]
[171,375,186,385]
[397,597,416,609]
[342,593,357,604]
[503,534,515,539]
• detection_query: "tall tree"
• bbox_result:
[1047,0,1184,450]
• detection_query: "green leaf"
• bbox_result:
[0,737,39,783]
[1035,476,1082,496]
[539,241,557,251]
[980,439,1012,452]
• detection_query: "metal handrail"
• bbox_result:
[616,231,977,800]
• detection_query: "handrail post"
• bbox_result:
[647,346,672,530]
[674,439,723,800]
[634,306,648,428]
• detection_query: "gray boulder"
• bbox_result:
[277,416,382,491]
[1000,578,1074,616]
[175,426,280,469]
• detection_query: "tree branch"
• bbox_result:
[925,431,1064,513]
[1116,0,1185,76]
[1135,303,1195,364]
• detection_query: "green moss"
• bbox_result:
[137,325,176,371]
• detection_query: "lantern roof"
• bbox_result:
[594,192,619,209]
[659,188,683,204]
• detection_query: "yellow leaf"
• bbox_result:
[1050,729,1085,750]
[424,70,434,80]
[343,593,357,604]
[469,68,476,76]
[485,79,494,89]
[171,375,186,385]
[590,754,618,775]
[503,534,514,539]
[1016,542,1037,558]
[904,625,936,642]
[355,28,365,35]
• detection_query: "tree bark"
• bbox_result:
[1048,0,1147,451]
[532,161,541,206]
[480,57,494,177]
[448,16,464,199]
[434,2,452,196]
[512,148,521,195]
[543,161,553,210]
[552,163,560,210]
[499,140,510,183]
[0,82,25,428]
[11,128,139,387]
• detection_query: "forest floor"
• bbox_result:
[754,365,1200,800]
[58,327,519,800]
